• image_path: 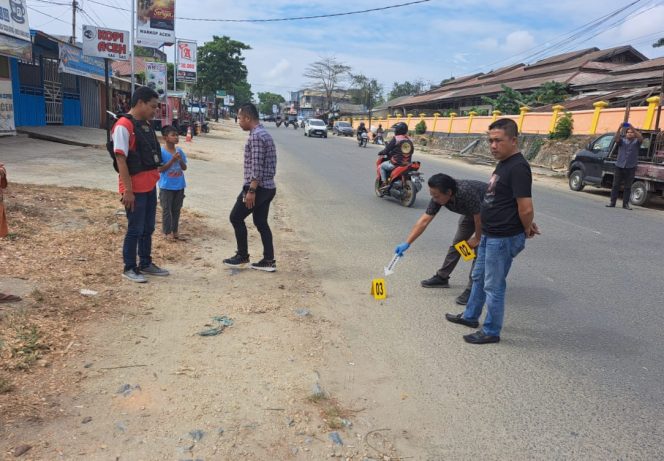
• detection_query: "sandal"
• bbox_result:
[0,293,22,303]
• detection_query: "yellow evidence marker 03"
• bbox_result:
[371,278,387,300]
[454,240,476,262]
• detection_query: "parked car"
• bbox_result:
[304,119,328,138]
[567,129,664,206]
[333,121,354,136]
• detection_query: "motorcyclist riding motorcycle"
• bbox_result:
[378,122,414,193]
[373,124,385,144]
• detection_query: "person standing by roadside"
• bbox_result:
[0,163,22,303]
[446,118,540,344]
[0,163,9,238]
[223,103,277,272]
[394,173,487,305]
[112,86,169,283]
[158,125,188,241]
[607,122,643,210]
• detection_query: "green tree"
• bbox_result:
[653,38,664,47]
[230,80,253,109]
[257,92,285,115]
[530,81,571,106]
[387,80,428,100]
[196,35,252,101]
[481,85,529,115]
[349,73,384,109]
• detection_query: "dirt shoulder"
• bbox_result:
[1,122,396,460]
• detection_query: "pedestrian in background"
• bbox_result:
[223,103,277,272]
[607,122,643,210]
[158,125,188,241]
[446,119,540,344]
[0,163,9,238]
[112,86,169,283]
[394,173,487,305]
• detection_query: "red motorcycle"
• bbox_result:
[375,155,423,207]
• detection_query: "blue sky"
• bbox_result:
[27,0,664,100]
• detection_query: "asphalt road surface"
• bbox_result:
[270,125,663,459]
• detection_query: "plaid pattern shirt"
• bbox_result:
[244,124,277,189]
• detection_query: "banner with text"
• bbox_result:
[0,0,30,42]
[136,0,175,48]
[82,25,129,61]
[176,40,197,84]
[0,79,15,136]
[146,61,167,99]
[59,43,111,82]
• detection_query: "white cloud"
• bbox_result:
[266,59,291,80]
[504,30,536,55]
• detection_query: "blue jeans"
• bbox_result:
[462,233,526,336]
[380,161,395,182]
[122,188,157,271]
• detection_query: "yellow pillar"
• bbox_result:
[448,112,457,134]
[518,107,529,133]
[467,111,478,134]
[406,113,413,130]
[431,112,441,134]
[643,96,661,130]
[589,101,607,135]
[492,110,502,122]
[549,104,566,134]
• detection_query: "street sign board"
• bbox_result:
[176,40,197,83]
[82,25,129,61]
[216,90,227,98]
[145,62,167,99]
[135,0,175,47]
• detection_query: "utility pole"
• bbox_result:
[71,0,77,44]
[130,0,135,92]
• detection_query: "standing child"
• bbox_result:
[158,125,188,240]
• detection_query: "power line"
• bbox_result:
[28,6,71,25]
[82,0,430,22]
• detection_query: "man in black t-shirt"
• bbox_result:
[394,174,487,305]
[445,119,540,344]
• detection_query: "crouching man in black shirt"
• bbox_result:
[445,119,540,344]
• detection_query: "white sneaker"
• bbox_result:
[122,268,147,283]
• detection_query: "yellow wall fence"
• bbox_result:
[348,98,664,136]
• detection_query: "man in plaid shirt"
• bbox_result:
[224,103,278,272]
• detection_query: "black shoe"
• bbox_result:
[223,253,250,268]
[463,330,500,344]
[445,313,479,328]
[622,205,633,210]
[605,204,615,208]
[251,259,276,272]
[455,288,471,306]
[421,275,450,288]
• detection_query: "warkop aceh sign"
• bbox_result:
[82,25,129,61]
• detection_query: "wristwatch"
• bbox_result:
[248,187,256,193]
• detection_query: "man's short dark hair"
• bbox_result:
[131,86,159,108]
[428,173,457,195]
[488,118,518,138]
[238,103,259,121]
[161,125,178,136]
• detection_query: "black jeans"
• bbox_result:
[159,188,185,234]
[610,166,636,206]
[230,186,276,260]
[436,214,475,291]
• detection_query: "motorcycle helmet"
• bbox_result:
[393,122,408,135]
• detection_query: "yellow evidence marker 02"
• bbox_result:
[371,278,387,300]
[454,240,476,261]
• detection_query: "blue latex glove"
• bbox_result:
[622,122,631,128]
[395,242,410,256]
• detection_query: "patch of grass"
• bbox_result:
[307,393,350,430]
[31,289,44,303]
[0,377,14,394]
[10,322,46,370]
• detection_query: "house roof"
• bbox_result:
[112,57,146,76]
[393,45,649,109]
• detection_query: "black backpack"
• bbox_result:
[107,114,162,174]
